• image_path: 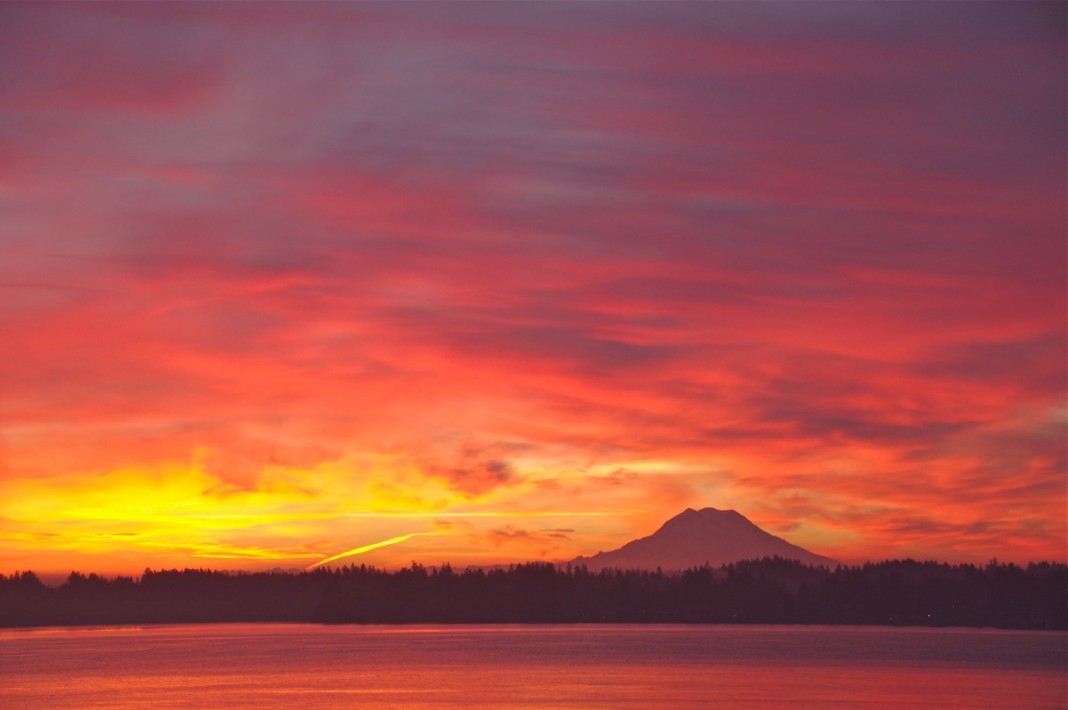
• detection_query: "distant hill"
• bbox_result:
[570,507,839,571]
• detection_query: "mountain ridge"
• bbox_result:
[570,507,839,571]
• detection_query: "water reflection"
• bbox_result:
[1,624,1064,709]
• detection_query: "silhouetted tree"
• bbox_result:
[1,558,1063,629]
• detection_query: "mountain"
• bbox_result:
[570,507,839,571]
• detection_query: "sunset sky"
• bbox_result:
[1,2,1065,575]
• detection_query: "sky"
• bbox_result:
[1,1,1065,575]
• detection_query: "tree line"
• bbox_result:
[0,557,1063,629]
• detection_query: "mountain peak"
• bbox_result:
[676,507,741,517]
[662,507,747,530]
[571,506,838,571]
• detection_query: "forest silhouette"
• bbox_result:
[1,557,1063,629]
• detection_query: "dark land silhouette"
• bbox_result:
[571,507,840,570]
[1,558,1064,629]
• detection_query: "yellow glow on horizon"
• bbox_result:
[0,452,652,573]
[141,540,316,562]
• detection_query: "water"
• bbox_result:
[1,624,1064,709]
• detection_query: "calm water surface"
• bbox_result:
[1,623,1064,709]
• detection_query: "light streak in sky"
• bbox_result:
[178,510,641,521]
[307,532,442,570]
[341,510,642,518]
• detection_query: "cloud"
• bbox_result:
[483,525,575,560]
[428,459,516,498]
[0,2,1063,571]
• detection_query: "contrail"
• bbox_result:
[342,510,642,518]
[306,532,439,570]
[182,510,642,521]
